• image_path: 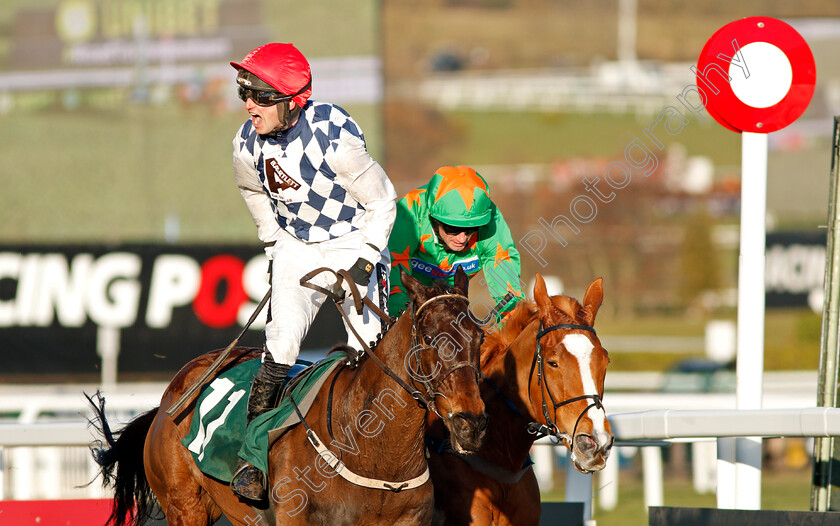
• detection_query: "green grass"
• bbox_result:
[443,110,742,167]
[0,101,381,243]
[590,307,822,372]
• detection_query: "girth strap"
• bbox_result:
[305,427,430,492]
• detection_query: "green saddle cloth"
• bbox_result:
[182,351,347,482]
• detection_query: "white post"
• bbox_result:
[40,447,61,498]
[717,437,737,508]
[11,406,38,500]
[565,450,593,523]
[692,441,717,494]
[617,0,637,63]
[734,131,768,509]
[533,443,554,491]
[598,446,620,511]
[641,447,663,509]
[97,326,120,391]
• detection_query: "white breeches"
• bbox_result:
[264,230,389,365]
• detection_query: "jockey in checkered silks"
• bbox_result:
[229,43,397,501]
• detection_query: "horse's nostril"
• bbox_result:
[451,412,488,434]
[477,412,489,432]
[575,434,598,454]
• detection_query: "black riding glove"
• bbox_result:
[346,257,375,287]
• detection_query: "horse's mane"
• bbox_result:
[483,294,586,361]
[391,280,460,317]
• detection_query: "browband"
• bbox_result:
[536,323,596,340]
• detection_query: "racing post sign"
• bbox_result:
[694,16,816,511]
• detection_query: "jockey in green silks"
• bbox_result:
[387,165,523,320]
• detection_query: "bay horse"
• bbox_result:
[91,267,487,526]
[427,274,613,526]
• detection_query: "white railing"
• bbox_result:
[3,406,834,522]
[530,406,839,525]
[402,61,697,117]
[0,376,824,516]
[0,383,166,500]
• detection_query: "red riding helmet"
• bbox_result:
[231,43,312,107]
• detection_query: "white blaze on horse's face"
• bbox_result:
[562,333,610,445]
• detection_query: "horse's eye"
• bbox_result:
[547,361,559,368]
[423,334,433,344]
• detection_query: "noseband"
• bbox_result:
[526,322,605,446]
[408,294,480,418]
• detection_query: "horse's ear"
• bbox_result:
[580,277,604,326]
[453,266,469,296]
[400,267,432,306]
[533,273,551,312]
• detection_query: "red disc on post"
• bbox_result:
[695,16,816,133]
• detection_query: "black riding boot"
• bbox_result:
[230,357,290,501]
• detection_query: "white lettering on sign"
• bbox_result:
[0,252,141,328]
[0,253,21,327]
[0,250,269,330]
[35,253,91,327]
[765,244,825,294]
[146,255,201,328]
[85,252,142,327]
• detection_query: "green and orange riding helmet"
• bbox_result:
[427,166,493,228]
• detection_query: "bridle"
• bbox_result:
[524,321,605,447]
[299,267,478,418]
[407,293,480,419]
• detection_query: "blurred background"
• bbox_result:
[1,0,840,522]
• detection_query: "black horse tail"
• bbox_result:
[86,391,159,526]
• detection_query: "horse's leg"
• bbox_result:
[429,454,480,526]
[463,491,496,526]
[145,410,217,526]
[498,475,540,526]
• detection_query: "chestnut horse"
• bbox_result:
[91,268,487,526]
[427,274,613,526]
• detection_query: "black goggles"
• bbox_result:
[438,222,478,236]
[237,79,312,107]
[238,87,294,107]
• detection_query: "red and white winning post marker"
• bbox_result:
[694,16,816,510]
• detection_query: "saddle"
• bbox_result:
[182,351,349,482]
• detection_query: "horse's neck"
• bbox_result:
[355,313,416,389]
[335,313,428,474]
[478,326,541,470]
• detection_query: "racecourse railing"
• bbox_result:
[0,380,826,517]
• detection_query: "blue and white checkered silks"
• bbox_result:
[235,101,367,242]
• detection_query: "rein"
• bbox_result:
[296,268,478,491]
[527,321,604,446]
[409,294,479,419]
[301,267,476,413]
[300,267,420,404]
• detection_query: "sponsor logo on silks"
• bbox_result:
[266,158,301,191]
[410,256,480,279]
